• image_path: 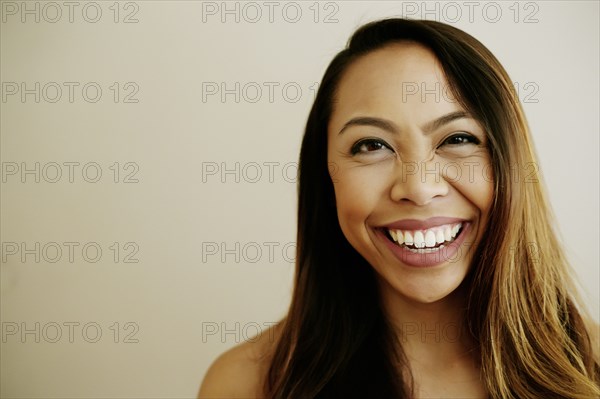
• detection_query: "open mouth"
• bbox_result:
[383,223,464,253]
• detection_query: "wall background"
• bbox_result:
[1,1,598,397]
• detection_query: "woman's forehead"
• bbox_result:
[330,43,462,130]
[334,44,451,104]
[338,42,445,91]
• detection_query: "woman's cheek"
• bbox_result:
[333,167,386,226]
[447,158,494,219]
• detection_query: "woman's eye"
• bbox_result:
[442,133,481,146]
[350,139,391,155]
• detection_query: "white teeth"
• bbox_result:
[396,230,404,245]
[444,226,452,241]
[387,222,464,249]
[404,231,414,245]
[435,230,445,245]
[414,231,425,248]
[451,224,461,237]
[425,230,436,247]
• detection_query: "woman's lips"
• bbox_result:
[376,222,472,267]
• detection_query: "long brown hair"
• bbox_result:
[265,18,600,398]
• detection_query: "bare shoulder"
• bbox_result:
[198,323,282,399]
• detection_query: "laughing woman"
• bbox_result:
[199,18,600,398]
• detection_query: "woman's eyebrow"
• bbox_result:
[338,110,470,135]
[338,116,399,135]
[422,110,470,133]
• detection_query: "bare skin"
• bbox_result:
[386,282,487,398]
[326,42,491,398]
[198,317,600,398]
[198,324,279,398]
[199,42,600,399]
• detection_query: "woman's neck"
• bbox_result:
[377,278,477,364]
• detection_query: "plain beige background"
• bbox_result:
[1,1,598,397]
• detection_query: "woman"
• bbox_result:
[199,18,600,398]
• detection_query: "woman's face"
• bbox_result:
[327,43,493,304]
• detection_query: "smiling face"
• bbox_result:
[327,42,494,305]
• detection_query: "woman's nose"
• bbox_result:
[390,160,449,206]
